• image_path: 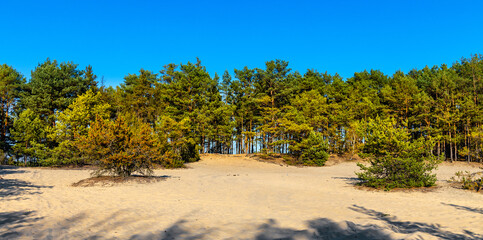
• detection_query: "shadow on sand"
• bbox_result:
[0,211,43,239]
[0,166,52,200]
[331,176,360,186]
[1,207,482,240]
[1,166,481,240]
[441,202,483,215]
[132,205,481,240]
[0,166,52,239]
[0,165,26,176]
[348,205,482,240]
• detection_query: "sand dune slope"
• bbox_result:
[1,155,482,239]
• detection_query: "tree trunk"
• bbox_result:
[437,140,440,159]
[449,129,453,162]
[24,142,28,166]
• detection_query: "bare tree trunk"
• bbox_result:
[449,130,453,162]
[454,124,458,161]
[24,142,28,166]
[437,140,440,159]
[444,139,447,161]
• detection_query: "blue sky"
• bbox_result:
[1,0,482,86]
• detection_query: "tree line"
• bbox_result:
[0,55,482,167]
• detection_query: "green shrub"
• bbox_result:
[451,171,483,192]
[291,131,329,166]
[357,156,438,189]
[76,115,162,177]
[162,150,186,168]
[356,117,439,190]
[180,140,200,163]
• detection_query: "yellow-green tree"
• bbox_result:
[76,115,162,177]
[356,116,439,189]
[156,115,199,167]
[11,109,46,165]
[47,90,111,165]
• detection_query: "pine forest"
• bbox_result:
[1,54,482,168]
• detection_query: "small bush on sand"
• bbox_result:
[356,117,439,190]
[290,131,329,166]
[451,171,483,192]
[76,115,162,177]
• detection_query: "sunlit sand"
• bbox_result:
[1,155,482,239]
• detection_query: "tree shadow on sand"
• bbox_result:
[440,202,483,215]
[0,165,26,175]
[0,166,52,200]
[0,166,52,239]
[128,217,408,240]
[0,211,43,239]
[2,207,482,239]
[138,206,482,239]
[128,219,214,240]
[254,218,393,240]
[6,212,391,240]
[127,218,394,240]
[349,205,482,240]
[1,210,136,239]
[331,176,360,186]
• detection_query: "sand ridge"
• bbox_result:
[1,154,482,239]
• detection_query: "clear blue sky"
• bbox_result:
[1,0,482,86]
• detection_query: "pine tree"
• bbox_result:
[11,109,46,165]
[156,115,199,166]
[119,69,158,123]
[76,115,162,177]
[356,116,439,189]
[20,59,95,126]
[47,90,111,165]
[0,64,25,157]
[254,60,291,153]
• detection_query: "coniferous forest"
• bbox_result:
[1,54,482,170]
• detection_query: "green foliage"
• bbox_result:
[11,109,46,164]
[298,131,329,166]
[13,59,98,164]
[180,140,200,163]
[289,131,329,166]
[358,117,413,159]
[19,59,95,125]
[2,54,483,167]
[381,73,420,126]
[156,116,199,167]
[156,59,232,155]
[357,155,438,190]
[0,64,25,154]
[46,90,111,165]
[119,69,158,122]
[76,115,162,177]
[345,121,363,159]
[356,116,439,189]
[290,90,329,132]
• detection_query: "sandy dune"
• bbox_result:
[1,155,482,239]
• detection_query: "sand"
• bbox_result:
[1,155,482,240]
